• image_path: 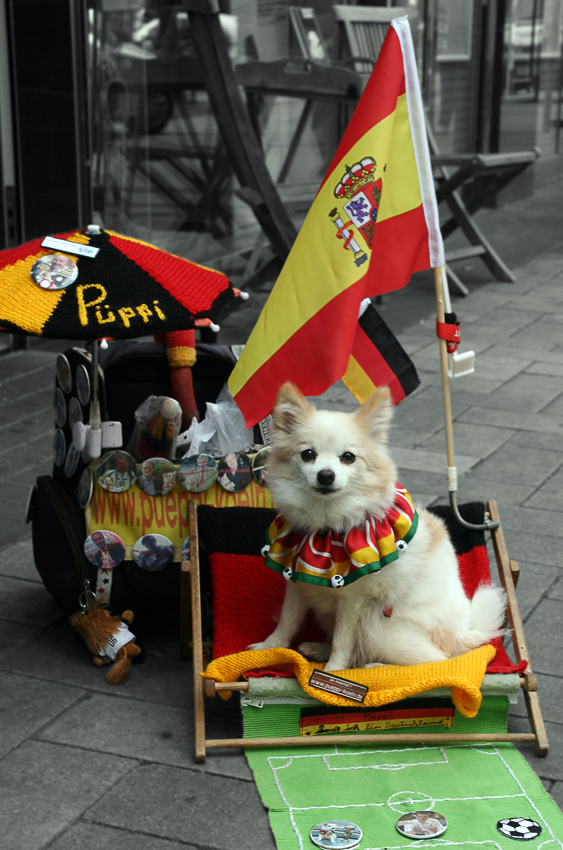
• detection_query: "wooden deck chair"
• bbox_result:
[333,4,540,295]
[186,498,548,764]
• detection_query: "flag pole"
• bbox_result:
[434,265,498,532]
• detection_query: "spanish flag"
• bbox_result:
[229,17,443,427]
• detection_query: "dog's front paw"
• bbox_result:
[247,641,268,652]
[298,641,331,662]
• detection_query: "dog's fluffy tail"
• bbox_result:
[456,584,507,654]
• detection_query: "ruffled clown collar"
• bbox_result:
[262,485,418,588]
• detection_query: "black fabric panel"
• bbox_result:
[428,503,487,555]
[198,506,278,556]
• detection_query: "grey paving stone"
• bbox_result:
[508,316,563,350]
[506,295,563,314]
[502,530,563,569]
[420,422,516,460]
[478,306,545,330]
[0,670,83,758]
[549,575,563,600]
[39,692,252,780]
[509,672,563,726]
[389,428,435,449]
[487,342,563,365]
[391,392,465,433]
[0,540,40,581]
[457,405,563,434]
[549,781,563,813]
[508,717,563,783]
[0,618,195,710]
[0,576,65,627]
[393,446,478,475]
[0,740,134,850]
[86,761,276,848]
[525,362,563,378]
[470,352,531,383]
[448,476,537,509]
[468,443,563,488]
[495,505,563,539]
[0,407,54,442]
[510,429,563,452]
[521,599,563,676]
[0,618,43,657]
[395,469,448,501]
[509,559,561,619]
[488,373,563,413]
[537,389,563,417]
[48,821,199,850]
[526,469,563,513]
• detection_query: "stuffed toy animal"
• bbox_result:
[70,606,143,685]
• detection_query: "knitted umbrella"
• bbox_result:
[0,225,245,454]
[0,225,238,341]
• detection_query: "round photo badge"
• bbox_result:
[65,444,81,478]
[53,387,66,428]
[132,534,174,572]
[497,818,542,841]
[310,821,362,849]
[217,451,253,493]
[77,466,94,510]
[96,450,137,493]
[54,428,66,467]
[56,354,72,394]
[396,812,448,840]
[137,458,177,496]
[252,446,270,488]
[68,397,83,431]
[179,453,218,493]
[84,530,125,569]
[75,364,90,406]
[30,254,78,290]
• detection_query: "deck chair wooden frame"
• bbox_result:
[186,498,548,764]
[333,4,540,295]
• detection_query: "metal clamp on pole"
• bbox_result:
[434,266,499,533]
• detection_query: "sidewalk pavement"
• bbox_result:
[1,178,563,848]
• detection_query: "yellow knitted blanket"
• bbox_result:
[203,644,497,718]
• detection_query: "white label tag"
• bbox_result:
[41,236,100,258]
[309,670,368,703]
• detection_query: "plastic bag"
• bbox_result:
[127,396,182,460]
[176,384,253,458]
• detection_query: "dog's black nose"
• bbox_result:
[317,469,335,486]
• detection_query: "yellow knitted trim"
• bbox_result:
[66,232,90,244]
[167,345,196,368]
[202,644,496,718]
[0,252,67,334]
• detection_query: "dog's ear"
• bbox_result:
[272,382,313,434]
[354,386,392,439]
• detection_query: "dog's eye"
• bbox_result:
[300,449,316,462]
[340,452,356,464]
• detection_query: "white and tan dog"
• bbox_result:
[250,383,505,672]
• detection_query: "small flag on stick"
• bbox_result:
[229,17,443,427]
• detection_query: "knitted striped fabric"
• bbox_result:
[0,229,234,340]
[197,503,526,680]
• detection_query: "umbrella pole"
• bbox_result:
[89,340,102,458]
[434,265,498,532]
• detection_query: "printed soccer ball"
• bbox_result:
[282,567,293,581]
[396,540,408,554]
[496,818,542,841]
[331,575,345,588]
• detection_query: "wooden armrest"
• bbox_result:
[236,59,363,99]
[432,150,539,169]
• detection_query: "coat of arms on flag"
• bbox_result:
[330,157,382,264]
